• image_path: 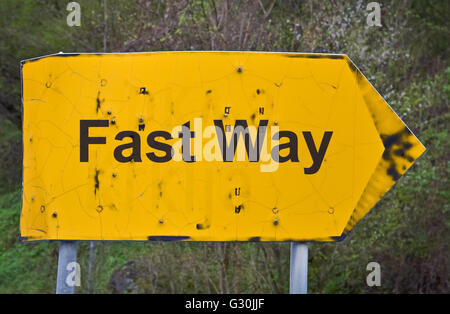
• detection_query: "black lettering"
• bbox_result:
[114,131,142,162]
[303,131,333,174]
[178,121,195,162]
[214,120,268,162]
[147,131,173,163]
[80,120,109,162]
[271,131,299,163]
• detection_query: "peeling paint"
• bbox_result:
[96,92,102,113]
[94,169,100,195]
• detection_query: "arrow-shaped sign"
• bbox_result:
[20,52,425,242]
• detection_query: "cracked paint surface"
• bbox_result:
[19,52,425,242]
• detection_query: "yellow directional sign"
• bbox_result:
[20,52,425,242]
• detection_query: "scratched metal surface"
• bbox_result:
[20,52,425,242]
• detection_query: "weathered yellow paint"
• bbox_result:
[20,52,425,242]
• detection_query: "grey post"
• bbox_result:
[56,241,78,294]
[289,242,308,294]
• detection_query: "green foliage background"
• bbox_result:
[0,0,448,293]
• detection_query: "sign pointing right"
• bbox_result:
[20,52,425,242]
[341,57,426,238]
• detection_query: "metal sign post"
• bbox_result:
[289,242,308,294]
[56,241,78,294]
